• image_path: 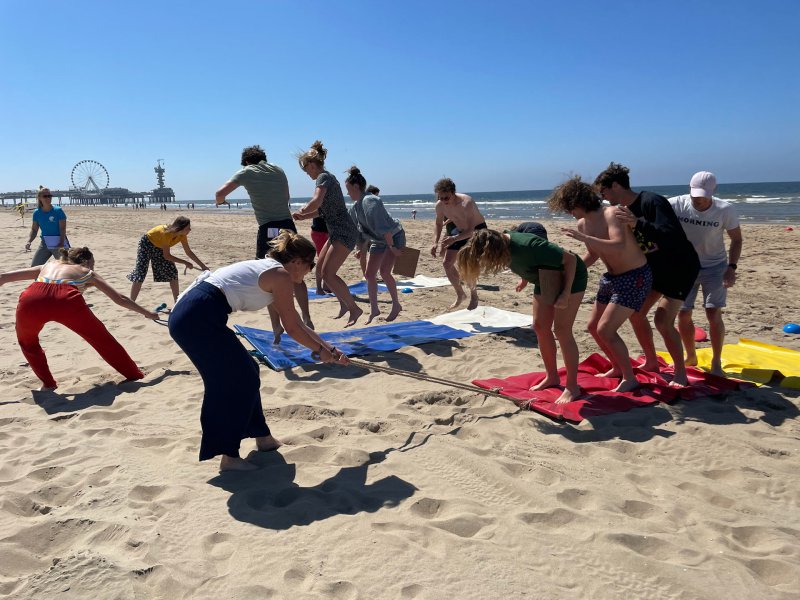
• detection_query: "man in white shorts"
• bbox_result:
[669,171,743,376]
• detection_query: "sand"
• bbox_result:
[1,206,799,600]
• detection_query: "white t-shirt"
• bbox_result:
[206,258,280,312]
[668,195,740,268]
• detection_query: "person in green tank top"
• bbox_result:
[457,228,587,404]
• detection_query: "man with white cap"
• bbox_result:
[669,171,743,376]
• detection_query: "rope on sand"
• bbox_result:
[345,357,510,401]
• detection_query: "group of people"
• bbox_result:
[3,149,742,472]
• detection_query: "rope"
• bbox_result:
[345,357,511,401]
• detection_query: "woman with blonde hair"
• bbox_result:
[457,228,588,404]
[168,230,349,472]
[127,216,208,303]
[292,141,362,327]
[345,167,406,324]
[25,186,68,266]
[0,247,157,391]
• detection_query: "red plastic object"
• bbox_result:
[694,326,708,342]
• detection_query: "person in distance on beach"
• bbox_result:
[594,162,699,387]
[457,228,587,404]
[215,144,314,339]
[292,140,363,327]
[669,171,743,377]
[430,178,487,310]
[552,176,652,393]
[345,167,406,324]
[168,230,348,472]
[127,216,208,304]
[24,187,68,266]
[0,246,157,391]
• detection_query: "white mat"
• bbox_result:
[429,306,532,334]
[395,275,452,289]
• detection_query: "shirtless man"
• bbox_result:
[595,163,700,387]
[430,178,486,310]
[551,176,652,392]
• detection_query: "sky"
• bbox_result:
[2,0,799,200]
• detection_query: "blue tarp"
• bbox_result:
[307,281,387,300]
[235,321,472,370]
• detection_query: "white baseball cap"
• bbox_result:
[689,171,717,198]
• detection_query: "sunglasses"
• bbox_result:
[41,194,53,198]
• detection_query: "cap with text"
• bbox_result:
[689,171,717,198]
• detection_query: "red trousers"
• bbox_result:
[15,282,144,389]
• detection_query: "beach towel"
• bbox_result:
[429,307,532,334]
[473,354,756,422]
[658,338,800,389]
[235,320,472,370]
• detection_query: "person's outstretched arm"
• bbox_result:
[293,186,324,220]
[180,239,208,271]
[215,181,239,206]
[90,274,158,319]
[0,265,42,286]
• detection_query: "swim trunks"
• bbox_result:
[446,222,487,252]
[597,263,653,311]
[256,218,297,259]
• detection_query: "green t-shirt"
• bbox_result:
[506,231,588,295]
[230,161,291,226]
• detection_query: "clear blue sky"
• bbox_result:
[2,0,798,200]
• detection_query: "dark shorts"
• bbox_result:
[651,261,701,301]
[514,222,548,240]
[256,219,297,259]
[597,263,653,311]
[447,222,488,252]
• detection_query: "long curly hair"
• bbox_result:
[456,229,511,288]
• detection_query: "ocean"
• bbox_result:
[182,181,800,224]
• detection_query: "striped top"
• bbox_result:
[36,270,94,293]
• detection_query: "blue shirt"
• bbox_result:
[32,206,67,237]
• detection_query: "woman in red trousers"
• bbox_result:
[0,247,157,391]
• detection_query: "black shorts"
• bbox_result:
[652,262,700,301]
[448,222,488,252]
[256,219,297,259]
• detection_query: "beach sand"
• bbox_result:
[1,206,799,599]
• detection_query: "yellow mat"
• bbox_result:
[658,338,800,389]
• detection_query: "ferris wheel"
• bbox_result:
[71,160,109,192]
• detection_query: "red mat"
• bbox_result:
[472,353,754,422]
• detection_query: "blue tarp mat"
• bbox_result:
[308,281,387,300]
[235,320,472,370]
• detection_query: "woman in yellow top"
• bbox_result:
[127,216,208,303]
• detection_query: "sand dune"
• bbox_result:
[1,206,799,599]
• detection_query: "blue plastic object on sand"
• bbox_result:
[402,287,414,293]
[783,323,800,334]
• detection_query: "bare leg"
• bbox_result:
[677,309,697,366]
[553,291,584,403]
[654,297,688,386]
[322,241,363,327]
[587,301,621,377]
[531,297,559,391]
[130,280,143,302]
[169,279,180,303]
[379,253,403,322]
[629,290,661,371]
[596,303,639,392]
[364,250,383,324]
[443,249,466,309]
[706,307,726,377]
[467,286,479,310]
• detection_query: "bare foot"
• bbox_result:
[685,355,698,367]
[669,372,689,387]
[709,363,726,377]
[555,387,581,404]
[614,378,640,393]
[638,361,660,373]
[303,317,315,331]
[333,304,348,319]
[366,310,380,325]
[255,434,282,452]
[219,455,258,472]
[531,377,560,391]
[345,306,364,328]
[272,326,284,345]
[467,289,479,310]
[386,303,402,322]
[38,385,57,392]
[448,293,467,310]
[600,367,622,378]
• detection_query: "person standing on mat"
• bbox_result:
[430,178,487,310]
[457,228,587,404]
[0,246,157,391]
[25,186,68,266]
[345,167,406,324]
[594,163,699,387]
[215,144,314,339]
[669,171,742,377]
[292,140,362,327]
[552,176,652,393]
[168,230,348,473]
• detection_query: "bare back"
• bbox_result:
[38,261,94,288]
[581,206,646,275]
